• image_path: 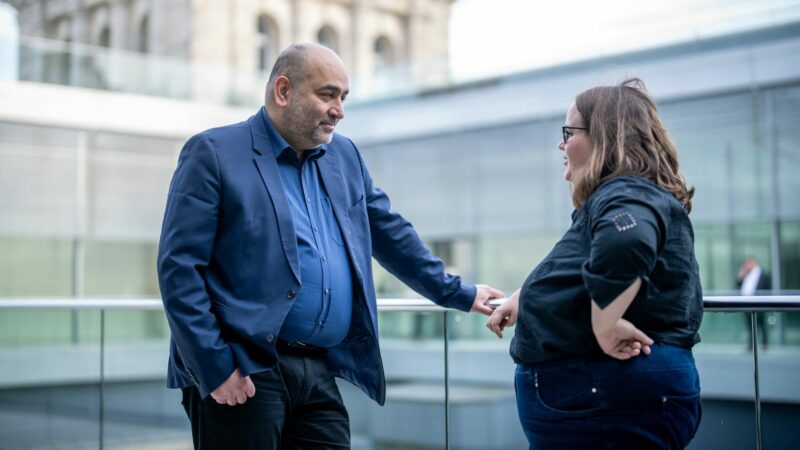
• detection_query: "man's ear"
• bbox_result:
[273,76,292,107]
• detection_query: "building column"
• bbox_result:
[350,0,371,96]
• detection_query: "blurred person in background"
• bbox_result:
[738,256,770,350]
[157,43,503,450]
[487,78,703,450]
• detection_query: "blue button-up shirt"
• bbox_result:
[261,112,354,348]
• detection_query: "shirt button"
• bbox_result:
[325,288,330,295]
[321,256,326,261]
[306,197,311,203]
[287,290,296,299]
[266,334,274,343]
[313,226,319,232]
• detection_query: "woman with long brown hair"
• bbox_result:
[488,78,703,449]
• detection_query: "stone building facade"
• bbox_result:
[9,0,454,99]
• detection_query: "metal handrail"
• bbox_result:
[0,296,799,311]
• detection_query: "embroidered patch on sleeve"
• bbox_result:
[612,211,637,232]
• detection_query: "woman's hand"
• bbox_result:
[486,289,520,338]
[594,318,653,360]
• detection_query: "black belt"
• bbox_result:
[276,339,328,358]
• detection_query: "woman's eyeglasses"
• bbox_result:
[562,126,588,143]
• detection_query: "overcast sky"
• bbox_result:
[449,0,800,80]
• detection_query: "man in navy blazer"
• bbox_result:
[157,43,503,449]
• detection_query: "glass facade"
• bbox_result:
[365,84,800,292]
[2,82,800,347]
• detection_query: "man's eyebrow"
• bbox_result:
[318,84,349,95]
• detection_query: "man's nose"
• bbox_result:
[331,100,345,120]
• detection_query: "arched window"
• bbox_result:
[257,14,278,71]
[317,25,338,54]
[90,6,111,47]
[374,36,394,68]
[97,26,110,47]
[48,18,72,41]
[137,15,149,53]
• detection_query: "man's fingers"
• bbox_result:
[487,287,506,299]
[246,380,256,398]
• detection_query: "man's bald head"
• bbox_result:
[265,43,344,103]
[264,43,349,151]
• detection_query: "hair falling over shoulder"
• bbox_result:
[571,78,695,213]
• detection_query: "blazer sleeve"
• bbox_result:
[351,141,476,311]
[157,133,235,397]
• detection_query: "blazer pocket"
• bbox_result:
[348,194,365,213]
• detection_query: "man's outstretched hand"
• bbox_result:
[471,284,506,316]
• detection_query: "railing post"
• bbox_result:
[443,310,450,450]
[99,309,105,450]
[752,311,763,450]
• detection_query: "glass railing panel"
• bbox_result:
[690,311,758,450]
[340,309,447,450]
[445,310,527,450]
[444,308,773,450]
[0,307,101,449]
[100,309,190,450]
[17,36,194,102]
[1,298,796,449]
[11,36,443,107]
[755,310,800,450]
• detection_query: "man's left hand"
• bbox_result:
[470,284,506,316]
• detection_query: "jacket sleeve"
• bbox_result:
[581,188,667,309]
[157,134,235,397]
[351,141,476,311]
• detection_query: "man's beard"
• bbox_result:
[284,103,333,149]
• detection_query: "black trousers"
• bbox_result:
[181,353,350,450]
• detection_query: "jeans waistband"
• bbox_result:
[520,343,695,374]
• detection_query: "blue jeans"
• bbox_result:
[515,343,701,450]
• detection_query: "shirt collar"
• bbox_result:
[260,107,327,160]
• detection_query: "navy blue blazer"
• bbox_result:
[157,108,476,405]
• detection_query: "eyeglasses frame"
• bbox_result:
[562,126,589,143]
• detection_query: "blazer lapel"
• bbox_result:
[249,114,301,283]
